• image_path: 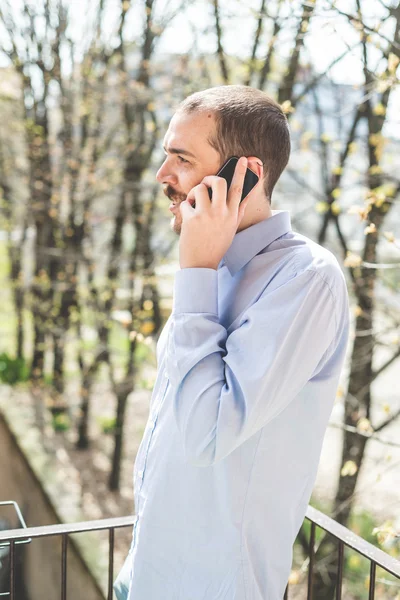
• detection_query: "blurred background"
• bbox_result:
[0,0,399,598]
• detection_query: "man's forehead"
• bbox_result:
[164,111,216,147]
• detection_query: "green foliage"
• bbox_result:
[0,240,9,279]
[51,413,70,432]
[134,339,154,364]
[351,508,379,545]
[97,415,117,434]
[108,321,130,355]
[0,352,29,384]
[139,377,155,390]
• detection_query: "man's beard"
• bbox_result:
[163,185,186,236]
[163,184,186,205]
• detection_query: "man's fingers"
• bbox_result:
[199,176,228,208]
[185,164,246,213]
[237,194,251,223]
[185,187,196,206]
[227,156,247,210]
[186,183,210,211]
[179,200,192,219]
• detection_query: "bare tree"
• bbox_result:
[0,0,189,490]
[71,0,191,488]
[0,107,27,362]
[212,0,230,84]
[311,2,400,597]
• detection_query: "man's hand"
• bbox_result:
[179,156,250,270]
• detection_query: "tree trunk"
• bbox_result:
[109,389,130,491]
[278,2,315,105]
[313,199,390,600]
[76,365,91,450]
[31,322,46,384]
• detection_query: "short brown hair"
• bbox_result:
[176,85,291,203]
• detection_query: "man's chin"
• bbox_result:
[170,213,182,236]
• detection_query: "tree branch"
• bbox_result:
[292,44,359,109]
[329,421,400,449]
[332,5,400,52]
[374,406,400,434]
[244,0,266,87]
[278,0,315,105]
[212,0,230,84]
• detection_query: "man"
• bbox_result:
[114,85,349,600]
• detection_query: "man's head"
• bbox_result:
[156,85,291,236]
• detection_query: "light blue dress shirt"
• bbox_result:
[118,209,349,600]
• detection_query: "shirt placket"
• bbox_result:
[133,370,170,520]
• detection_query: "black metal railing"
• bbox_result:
[0,501,31,598]
[284,506,400,600]
[0,505,399,599]
[0,514,136,599]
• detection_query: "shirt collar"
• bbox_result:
[220,210,292,276]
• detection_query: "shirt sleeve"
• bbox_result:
[166,265,341,467]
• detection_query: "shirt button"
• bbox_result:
[164,371,168,379]
[137,470,144,479]
[149,419,156,429]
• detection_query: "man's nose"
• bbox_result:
[156,161,178,185]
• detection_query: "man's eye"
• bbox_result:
[178,156,189,164]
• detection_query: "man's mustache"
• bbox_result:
[163,185,186,202]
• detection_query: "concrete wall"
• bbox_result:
[0,414,105,600]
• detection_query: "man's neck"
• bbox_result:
[237,200,273,232]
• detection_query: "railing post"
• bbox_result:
[108,527,115,600]
[9,540,15,600]
[307,522,316,600]
[336,541,344,600]
[61,534,68,600]
[369,561,376,600]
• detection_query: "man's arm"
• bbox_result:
[166,264,347,467]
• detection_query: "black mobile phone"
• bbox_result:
[192,156,259,208]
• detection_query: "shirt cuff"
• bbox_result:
[172,268,218,315]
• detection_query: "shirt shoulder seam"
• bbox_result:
[302,264,340,337]
[283,248,339,337]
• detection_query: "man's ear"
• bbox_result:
[246,156,263,182]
